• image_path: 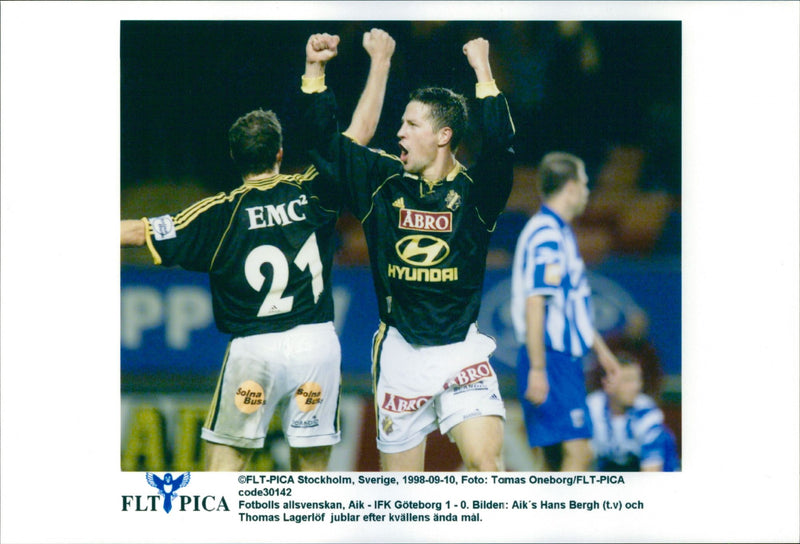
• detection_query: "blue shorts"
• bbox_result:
[516,347,592,448]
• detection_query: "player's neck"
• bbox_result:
[244,164,281,182]
[545,197,576,224]
[420,151,456,183]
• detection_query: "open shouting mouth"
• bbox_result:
[398,143,408,163]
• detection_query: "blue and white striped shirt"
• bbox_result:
[511,205,595,356]
[586,390,679,471]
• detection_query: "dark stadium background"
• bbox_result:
[121,20,680,193]
[120,20,681,471]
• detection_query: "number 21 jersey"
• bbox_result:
[141,167,339,338]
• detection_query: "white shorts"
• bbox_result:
[201,322,341,449]
[372,323,506,454]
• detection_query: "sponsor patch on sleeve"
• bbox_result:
[149,215,177,241]
[544,263,562,286]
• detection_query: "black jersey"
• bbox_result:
[303,90,515,345]
[143,166,340,338]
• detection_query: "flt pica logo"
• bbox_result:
[146,472,190,513]
[122,472,229,513]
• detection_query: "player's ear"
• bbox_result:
[437,126,453,147]
[275,147,284,165]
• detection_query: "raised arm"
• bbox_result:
[463,37,495,86]
[343,28,395,145]
[303,32,340,81]
[300,30,398,217]
[462,38,515,226]
[300,32,343,159]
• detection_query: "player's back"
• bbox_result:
[145,168,339,337]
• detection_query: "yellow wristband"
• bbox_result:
[301,75,326,94]
[475,79,500,99]
[141,217,162,266]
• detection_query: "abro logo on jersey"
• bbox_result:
[246,195,308,229]
[442,361,494,390]
[398,208,452,232]
[381,393,432,413]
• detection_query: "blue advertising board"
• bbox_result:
[121,261,680,393]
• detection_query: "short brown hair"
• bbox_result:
[538,151,585,199]
[228,109,282,177]
[409,87,468,149]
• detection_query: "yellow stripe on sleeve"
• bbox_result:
[301,75,326,94]
[476,79,500,98]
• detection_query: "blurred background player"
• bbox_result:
[301,32,514,471]
[510,151,622,471]
[119,37,391,471]
[587,357,680,471]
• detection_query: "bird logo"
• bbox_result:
[145,472,191,513]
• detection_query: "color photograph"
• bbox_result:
[1,2,797,543]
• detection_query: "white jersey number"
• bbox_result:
[244,233,324,317]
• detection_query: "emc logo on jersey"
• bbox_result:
[395,235,449,267]
[121,472,229,513]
